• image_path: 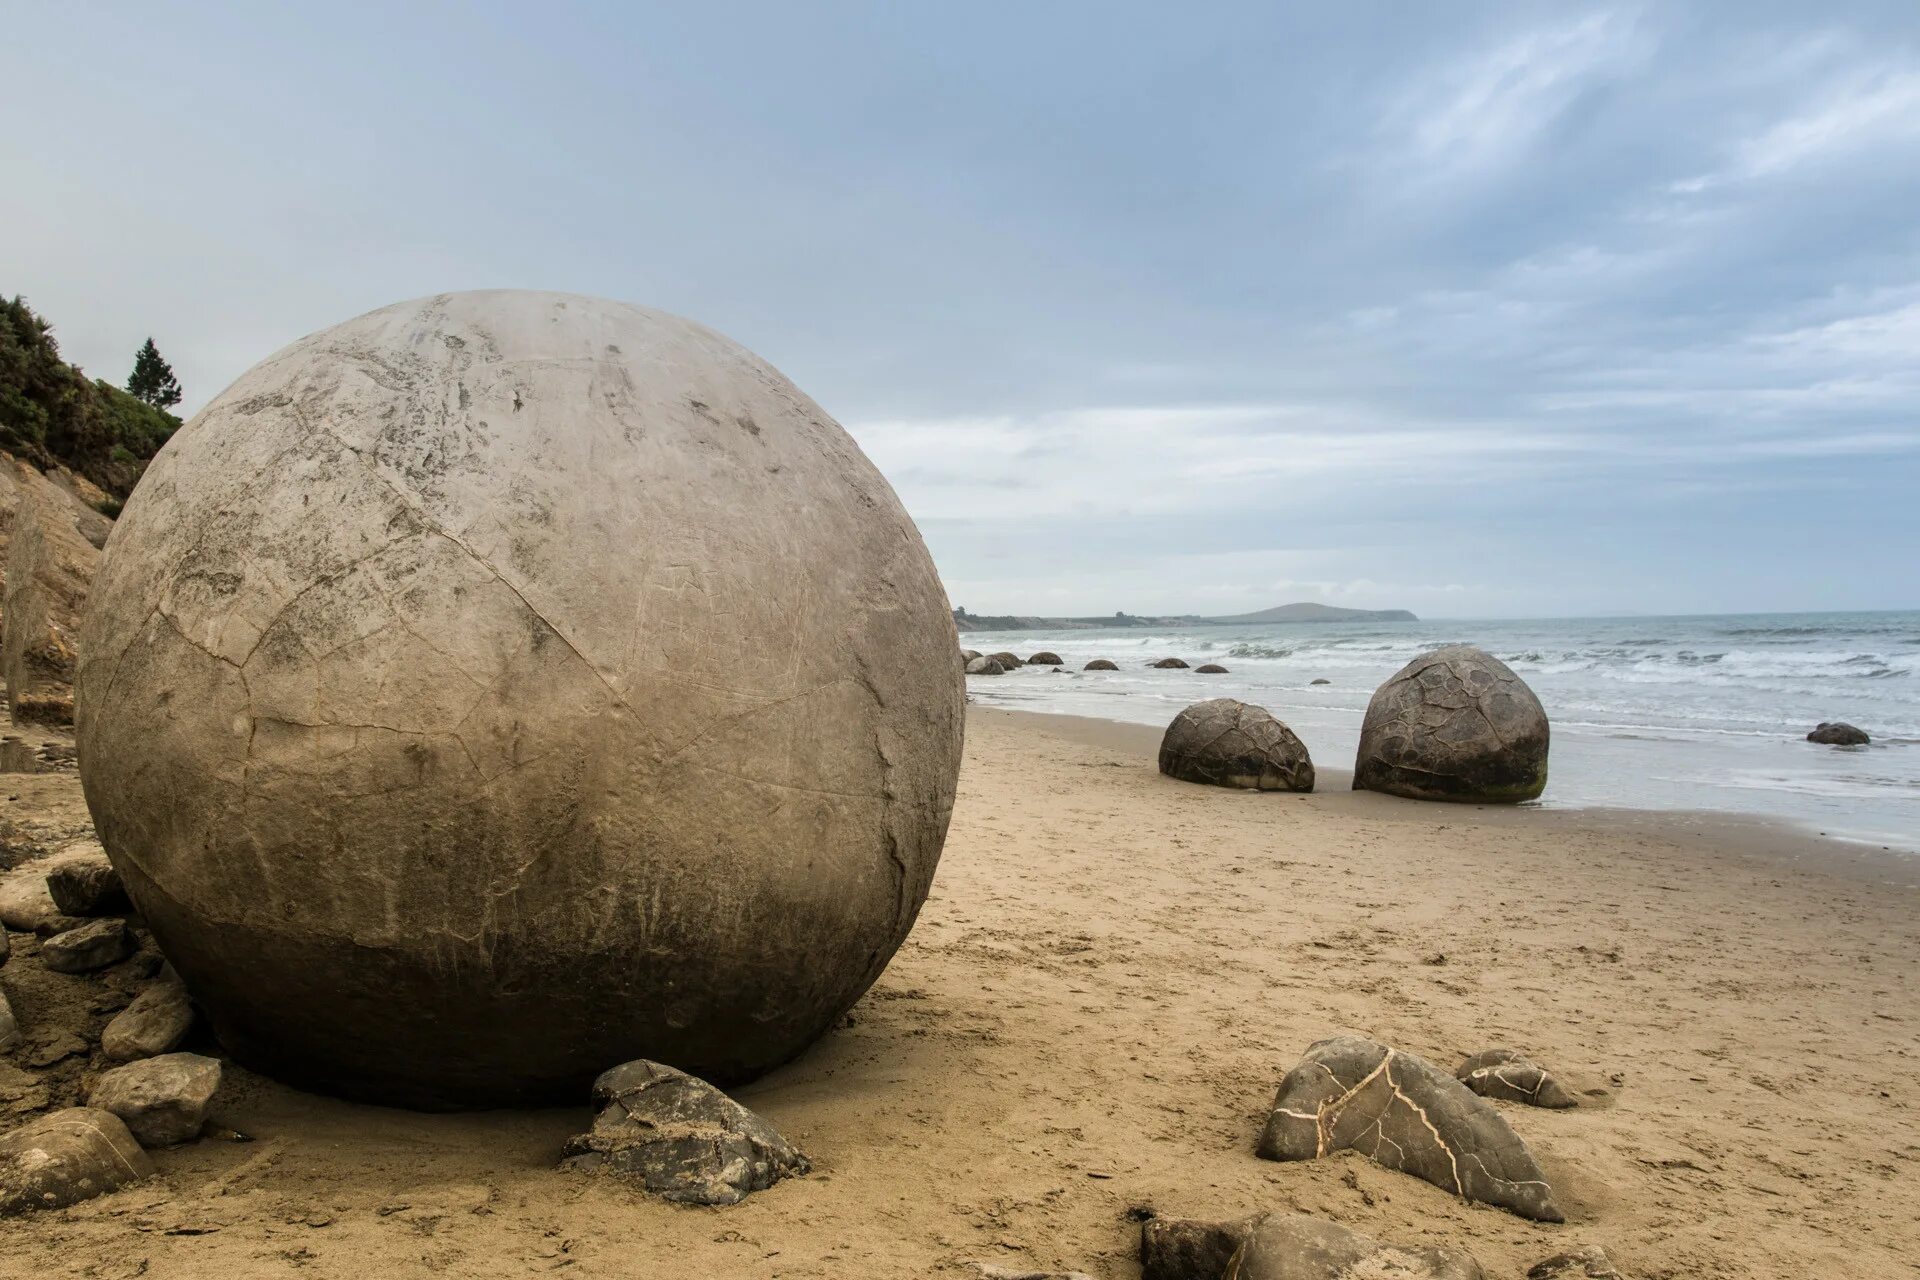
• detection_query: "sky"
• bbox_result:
[5,2,1918,619]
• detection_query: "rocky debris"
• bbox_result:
[0,921,8,966]
[40,919,133,974]
[1310,678,1331,685]
[1354,645,1549,803]
[1457,1048,1578,1109]
[0,1108,153,1215]
[559,1060,808,1205]
[45,848,127,917]
[87,1052,222,1147]
[1143,1213,1482,1280]
[1083,659,1118,671]
[24,1031,87,1068]
[966,656,1008,676]
[0,988,20,1053]
[102,966,194,1061]
[1529,1246,1627,1279]
[1807,722,1869,746]
[1158,699,1314,792]
[0,1062,45,1113]
[1150,657,1190,669]
[988,651,1024,668]
[1027,651,1063,666]
[1140,1213,1252,1280]
[1257,1036,1563,1222]
[0,866,91,935]
[1194,663,1229,674]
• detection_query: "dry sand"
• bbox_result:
[2,705,1917,1278]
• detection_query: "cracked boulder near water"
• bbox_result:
[1456,1048,1578,1109]
[1142,1213,1483,1280]
[559,1059,807,1205]
[1256,1036,1564,1221]
[1159,699,1314,792]
[1354,645,1549,803]
[75,291,964,1109]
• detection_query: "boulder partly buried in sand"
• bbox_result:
[988,651,1023,669]
[1027,651,1063,666]
[1083,659,1118,671]
[0,1108,154,1215]
[1256,1035,1563,1222]
[102,965,195,1061]
[1807,722,1869,746]
[87,1052,222,1147]
[1529,1247,1627,1279]
[1159,699,1313,792]
[1194,663,1228,674]
[75,291,963,1109]
[1354,645,1548,803]
[1150,657,1190,669]
[560,1059,807,1205]
[1143,1213,1483,1280]
[1457,1048,1577,1109]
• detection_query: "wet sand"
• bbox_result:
[3,705,1917,1278]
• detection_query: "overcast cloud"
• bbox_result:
[5,2,1917,617]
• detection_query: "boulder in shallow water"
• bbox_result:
[1257,1035,1563,1221]
[560,1059,807,1205]
[1310,678,1330,685]
[1083,659,1118,671]
[1354,645,1548,803]
[966,656,1007,675]
[1027,651,1063,666]
[1143,1213,1483,1280]
[1528,1247,1627,1279]
[40,918,133,973]
[88,1052,222,1147]
[1194,663,1228,674]
[1457,1048,1578,1109]
[1159,699,1313,792]
[1150,657,1190,669]
[988,651,1023,668]
[0,1109,153,1215]
[1807,721,1869,745]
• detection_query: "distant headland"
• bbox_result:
[950,602,1418,633]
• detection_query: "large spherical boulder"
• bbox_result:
[1026,651,1062,666]
[964,656,1006,675]
[1150,657,1189,669]
[1158,699,1314,792]
[1354,646,1547,802]
[987,651,1022,668]
[75,291,964,1108]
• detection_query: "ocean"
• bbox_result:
[959,610,1920,852]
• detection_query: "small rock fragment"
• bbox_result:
[0,869,89,935]
[40,919,133,973]
[1529,1246,1627,1279]
[1140,1214,1254,1280]
[102,966,194,1061]
[87,1052,223,1147]
[1257,1036,1563,1222]
[1457,1048,1578,1109]
[560,1060,807,1205]
[0,1108,154,1215]
[24,1031,87,1068]
[1228,1214,1484,1279]
[46,855,128,917]
[971,1267,1094,1280]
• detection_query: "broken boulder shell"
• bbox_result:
[1143,1213,1483,1280]
[1457,1048,1578,1109]
[76,290,963,1108]
[0,1108,154,1215]
[1256,1036,1563,1221]
[560,1059,807,1205]
[1354,645,1549,803]
[1159,699,1313,792]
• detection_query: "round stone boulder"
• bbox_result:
[987,651,1022,668]
[1195,663,1228,674]
[1807,722,1869,746]
[964,656,1006,675]
[1083,659,1118,671]
[1150,657,1190,669]
[1026,651,1062,666]
[76,291,964,1109]
[1354,645,1547,803]
[1158,699,1314,792]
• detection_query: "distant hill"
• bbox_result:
[1204,602,1418,624]
[952,602,1416,633]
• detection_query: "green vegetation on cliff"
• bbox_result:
[0,294,180,501]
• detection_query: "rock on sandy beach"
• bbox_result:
[1083,659,1118,671]
[39,919,132,974]
[1158,699,1313,792]
[0,1108,153,1215]
[1807,721,1869,745]
[87,1053,222,1147]
[1354,645,1549,803]
[967,656,1007,675]
[44,846,126,917]
[1457,1048,1578,1108]
[1257,1035,1563,1221]
[1144,1213,1484,1280]
[1027,651,1063,665]
[101,966,194,1061]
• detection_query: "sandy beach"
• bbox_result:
[2,705,1917,1279]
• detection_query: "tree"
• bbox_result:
[126,337,181,410]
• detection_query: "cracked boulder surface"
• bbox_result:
[75,291,965,1109]
[1528,1246,1627,1279]
[559,1059,807,1206]
[1456,1048,1578,1109]
[1256,1036,1564,1222]
[0,1107,153,1216]
[1159,699,1314,792]
[1353,645,1548,803]
[1144,1213,1483,1280]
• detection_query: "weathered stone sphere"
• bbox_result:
[964,655,1006,675]
[76,291,964,1108]
[1353,645,1547,802]
[1083,658,1118,671]
[1159,699,1314,791]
